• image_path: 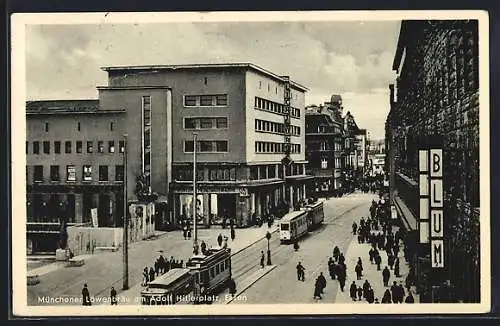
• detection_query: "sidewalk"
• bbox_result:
[334,225,419,304]
[28,223,279,305]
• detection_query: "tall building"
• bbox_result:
[101,63,311,227]
[386,20,479,302]
[305,96,344,195]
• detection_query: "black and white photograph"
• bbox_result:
[11,11,490,315]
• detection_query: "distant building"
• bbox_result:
[305,96,344,195]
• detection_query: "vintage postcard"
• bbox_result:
[11,10,490,316]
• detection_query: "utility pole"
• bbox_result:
[192,132,199,255]
[122,133,129,290]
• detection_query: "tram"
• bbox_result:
[303,201,325,231]
[186,247,232,297]
[140,268,194,305]
[279,210,309,243]
[140,247,232,305]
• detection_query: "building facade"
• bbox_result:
[101,63,312,227]
[304,95,345,196]
[386,20,479,302]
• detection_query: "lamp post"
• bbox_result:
[192,132,199,255]
[122,133,129,290]
[266,231,272,265]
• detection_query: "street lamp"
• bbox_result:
[192,132,199,255]
[122,133,129,290]
[266,231,272,265]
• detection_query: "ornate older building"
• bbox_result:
[386,20,479,302]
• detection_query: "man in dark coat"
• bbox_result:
[317,272,327,294]
[394,257,400,277]
[149,267,156,283]
[397,282,406,303]
[405,293,415,303]
[369,247,375,264]
[158,255,166,274]
[230,227,236,241]
[375,253,382,271]
[388,253,395,270]
[110,287,117,305]
[366,287,375,303]
[333,246,340,261]
[352,222,358,235]
[201,240,207,255]
[260,251,265,268]
[390,281,399,303]
[328,258,336,280]
[217,234,223,247]
[357,286,363,301]
[355,262,363,280]
[382,266,391,287]
[362,280,371,300]
[349,281,357,301]
[296,262,305,281]
[337,263,347,292]
[313,278,322,299]
[228,278,236,297]
[82,284,91,306]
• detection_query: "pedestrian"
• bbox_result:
[201,240,207,255]
[366,287,375,304]
[159,255,166,274]
[110,287,117,305]
[82,284,91,306]
[394,258,400,277]
[390,281,398,302]
[230,227,235,241]
[223,235,229,248]
[350,281,357,301]
[374,298,380,304]
[149,267,155,283]
[183,226,187,240]
[381,289,392,303]
[339,253,345,265]
[357,286,363,301]
[375,253,382,271]
[217,233,223,247]
[333,246,340,261]
[355,262,363,280]
[260,251,265,268]
[313,278,322,300]
[388,253,395,270]
[352,221,358,235]
[296,262,305,281]
[382,266,391,287]
[338,263,347,292]
[362,280,370,299]
[369,247,375,264]
[405,292,415,303]
[397,282,406,303]
[328,258,335,280]
[154,259,159,276]
[165,259,171,272]
[317,272,327,294]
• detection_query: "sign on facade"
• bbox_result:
[90,208,98,228]
[419,147,445,269]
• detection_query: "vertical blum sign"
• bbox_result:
[429,149,444,269]
[419,150,430,244]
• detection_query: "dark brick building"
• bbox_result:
[386,20,480,302]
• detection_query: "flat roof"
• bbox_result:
[149,268,191,286]
[280,210,307,222]
[101,62,308,92]
[26,99,125,115]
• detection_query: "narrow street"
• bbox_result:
[228,192,378,304]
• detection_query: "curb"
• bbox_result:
[232,227,279,256]
[393,198,413,232]
[224,264,278,304]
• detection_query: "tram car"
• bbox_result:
[303,201,325,231]
[279,210,308,243]
[140,268,194,305]
[185,247,232,297]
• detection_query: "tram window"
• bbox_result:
[210,267,215,278]
[203,271,209,283]
[216,265,220,274]
[281,223,289,231]
[220,262,224,272]
[225,260,229,269]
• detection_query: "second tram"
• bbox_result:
[303,201,325,231]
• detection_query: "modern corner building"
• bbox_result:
[26,63,311,251]
[386,20,479,302]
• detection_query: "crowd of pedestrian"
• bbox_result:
[142,254,185,286]
[344,196,416,304]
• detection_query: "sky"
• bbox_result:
[25,20,401,140]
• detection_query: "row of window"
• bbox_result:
[320,157,342,169]
[184,140,228,153]
[257,80,300,99]
[39,121,116,133]
[184,94,228,107]
[27,140,125,155]
[30,165,124,183]
[184,117,228,130]
[255,141,301,154]
[175,166,237,181]
[254,119,300,136]
[254,97,301,119]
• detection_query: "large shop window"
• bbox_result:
[250,166,259,180]
[83,165,92,181]
[209,167,236,181]
[66,165,76,182]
